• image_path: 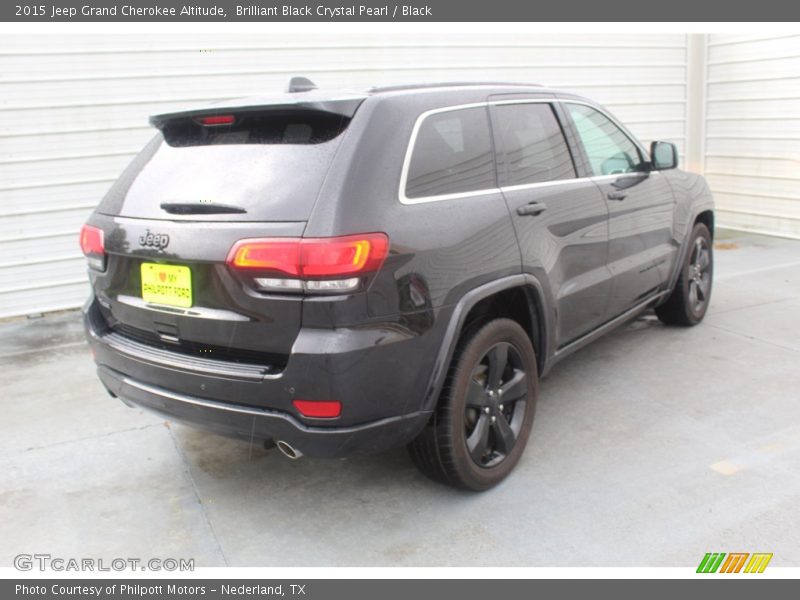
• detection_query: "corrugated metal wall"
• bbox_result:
[705,34,800,238]
[1,33,690,318]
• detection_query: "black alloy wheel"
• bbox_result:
[656,222,713,326]
[408,318,538,491]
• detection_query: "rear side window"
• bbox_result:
[494,103,576,186]
[405,106,495,200]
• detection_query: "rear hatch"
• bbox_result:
[86,96,363,369]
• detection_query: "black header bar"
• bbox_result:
[4,0,800,22]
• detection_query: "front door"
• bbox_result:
[562,102,677,319]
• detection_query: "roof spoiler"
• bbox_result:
[149,76,368,128]
[150,100,363,130]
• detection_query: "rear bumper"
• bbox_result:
[84,298,442,456]
[96,365,429,457]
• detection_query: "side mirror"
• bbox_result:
[650,141,678,170]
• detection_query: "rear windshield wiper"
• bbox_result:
[160,202,247,215]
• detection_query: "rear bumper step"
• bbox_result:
[99,329,273,380]
[86,302,282,380]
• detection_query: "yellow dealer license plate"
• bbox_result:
[141,263,192,308]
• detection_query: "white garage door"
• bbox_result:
[705,34,800,238]
[0,32,688,319]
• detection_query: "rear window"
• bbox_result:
[97,111,351,222]
[404,106,495,200]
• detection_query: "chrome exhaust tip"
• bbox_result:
[276,440,303,460]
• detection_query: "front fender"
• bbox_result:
[663,170,715,294]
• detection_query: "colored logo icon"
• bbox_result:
[697,553,773,573]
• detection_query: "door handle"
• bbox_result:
[516,202,547,216]
[607,191,627,201]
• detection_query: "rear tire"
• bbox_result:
[408,318,538,491]
[656,223,713,326]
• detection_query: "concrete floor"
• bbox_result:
[1,230,799,567]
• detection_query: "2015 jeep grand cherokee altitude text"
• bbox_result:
[82,80,714,490]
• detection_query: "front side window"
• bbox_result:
[566,103,645,176]
[405,106,495,199]
[495,103,576,186]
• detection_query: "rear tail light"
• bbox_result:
[227,233,389,294]
[79,224,106,271]
[292,399,342,419]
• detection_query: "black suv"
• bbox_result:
[82,80,714,490]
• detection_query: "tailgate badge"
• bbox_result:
[139,230,170,250]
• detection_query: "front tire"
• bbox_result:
[656,223,713,326]
[408,318,538,491]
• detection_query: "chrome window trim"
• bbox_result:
[499,173,621,194]
[398,98,652,205]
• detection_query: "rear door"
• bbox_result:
[490,98,611,347]
[561,102,677,318]
[87,106,355,366]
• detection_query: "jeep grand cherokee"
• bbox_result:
[82,80,714,490]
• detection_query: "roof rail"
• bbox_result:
[287,76,318,93]
[368,81,542,93]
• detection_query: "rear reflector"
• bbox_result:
[292,399,342,419]
[79,224,105,271]
[195,115,235,126]
[227,233,389,279]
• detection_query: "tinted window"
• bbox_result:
[96,133,345,222]
[97,108,355,222]
[495,103,576,186]
[566,103,645,176]
[405,107,495,199]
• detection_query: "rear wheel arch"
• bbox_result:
[457,285,545,375]
[422,275,549,414]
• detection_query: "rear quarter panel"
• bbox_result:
[299,93,522,417]
[304,93,522,324]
